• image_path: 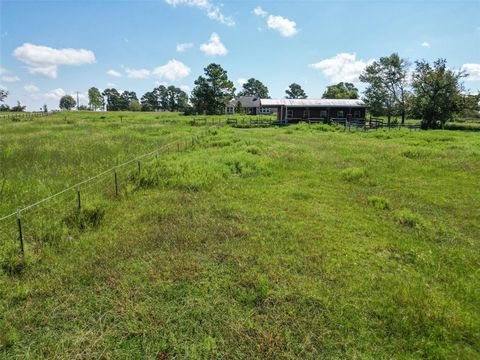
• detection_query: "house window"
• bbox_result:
[320,110,327,118]
[286,110,293,119]
[226,106,234,114]
[354,110,361,118]
[337,110,344,118]
[303,110,310,119]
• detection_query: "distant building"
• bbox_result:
[225,96,275,115]
[260,99,368,123]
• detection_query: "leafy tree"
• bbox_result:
[459,92,480,118]
[59,95,76,111]
[120,91,138,111]
[0,104,10,112]
[11,101,26,112]
[191,63,235,115]
[42,104,48,113]
[360,53,409,124]
[88,87,104,111]
[141,91,159,111]
[129,99,142,111]
[102,88,122,111]
[411,58,466,129]
[78,105,89,111]
[0,89,8,103]
[238,78,270,99]
[322,82,359,99]
[285,83,307,99]
[165,86,188,112]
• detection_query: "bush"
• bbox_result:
[368,196,390,210]
[395,209,424,228]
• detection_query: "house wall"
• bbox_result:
[276,106,366,121]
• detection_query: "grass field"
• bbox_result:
[1,112,479,358]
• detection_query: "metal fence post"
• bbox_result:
[77,185,81,210]
[114,170,119,197]
[17,210,24,257]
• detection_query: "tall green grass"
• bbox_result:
[0,112,479,358]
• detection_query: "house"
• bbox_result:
[259,99,368,123]
[225,96,274,115]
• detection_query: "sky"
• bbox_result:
[0,0,479,110]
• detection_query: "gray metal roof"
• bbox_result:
[228,96,260,108]
[260,99,367,108]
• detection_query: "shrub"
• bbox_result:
[341,167,367,182]
[395,209,424,228]
[368,196,390,210]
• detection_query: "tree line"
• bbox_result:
[1,53,478,129]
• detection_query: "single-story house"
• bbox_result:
[225,96,275,115]
[259,99,368,123]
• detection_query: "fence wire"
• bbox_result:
[0,127,212,260]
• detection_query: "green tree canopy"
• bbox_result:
[191,63,235,115]
[285,83,307,99]
[59,95,76,111]
[102,88,122,111]
[322,82,359,99]
[360,53,409,124]
[411,58,466,129]
[238,78,270,99]
[140,91,159,111]
[88,87,104,111]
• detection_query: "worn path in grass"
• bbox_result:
[1,124,480,358]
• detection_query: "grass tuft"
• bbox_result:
[341,167,367,181]
[394,209,425,228]
[368,196,391,210]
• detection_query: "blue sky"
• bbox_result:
[1,0,479,110]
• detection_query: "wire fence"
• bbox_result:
[0,127,213,263]
[0,112,49,121]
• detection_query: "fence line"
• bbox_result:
[0,127,213,255]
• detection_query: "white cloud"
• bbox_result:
[165,0,235,26]
[24,84,39,93]
[1,75,20,82]
[126,68,151,79]
[176,43,194,52]
[152,59,191,81]
[421,42,431,48]
[237,78,247,86]
[462,63,480,81]
[28,66,57,78]
[13,43,95,78]
[309,53,373,83]
[267,15,297,37]
[106,82,117,87]
[200,33,228,56]
[0,67,7,75]
[179,85,191,92]
[107,69,122,77]
[44,88,67,100]
[253,6,268,17]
